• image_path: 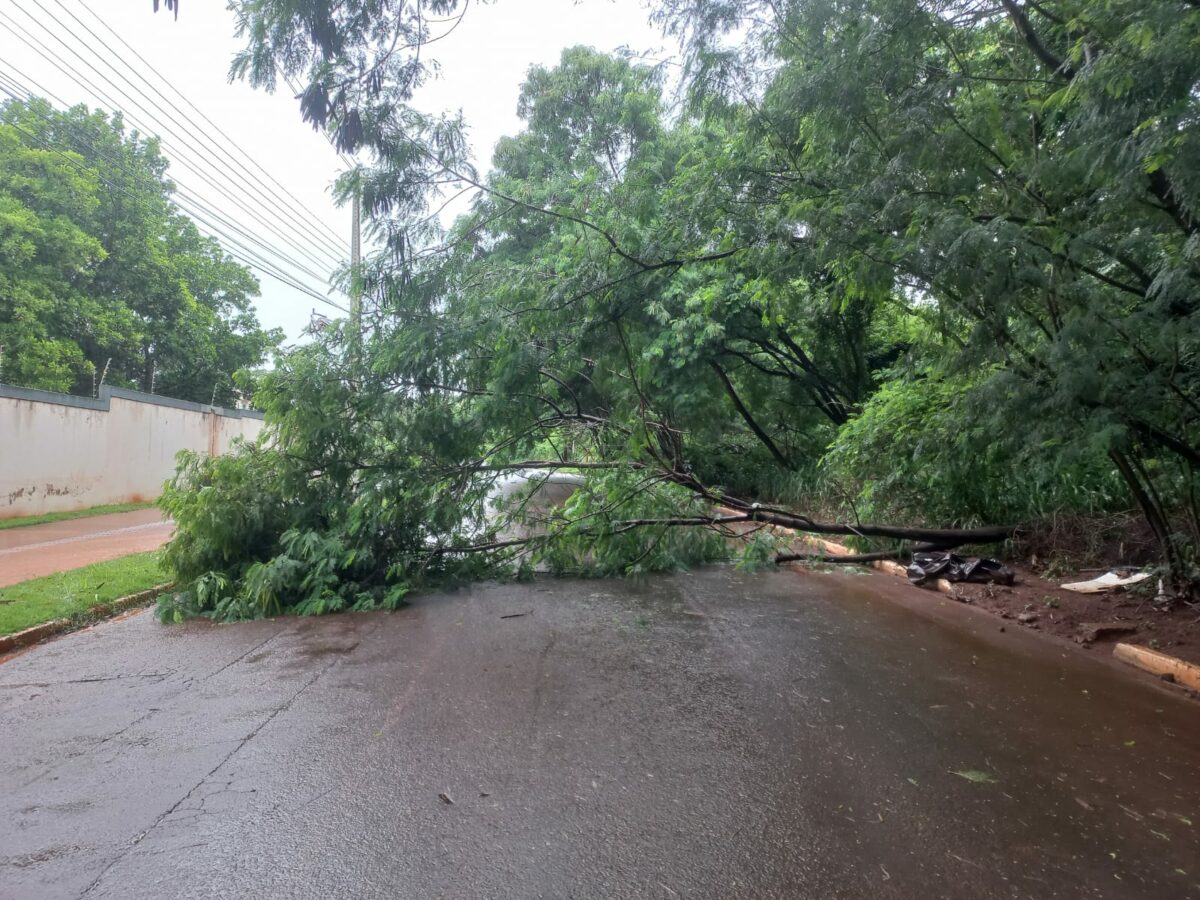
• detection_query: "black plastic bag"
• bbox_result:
[907,551,1014,586]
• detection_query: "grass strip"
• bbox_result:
[0,501,157,531]
[0,551,167,636]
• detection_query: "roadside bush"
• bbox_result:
[156,440,414,622]
[824,373,1126,528]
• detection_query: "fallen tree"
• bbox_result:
[156,346,1017,622]
[154,0,1198,621]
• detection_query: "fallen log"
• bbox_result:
[744,506,1015,544]
[667,472,1018,546]
[775,543,949,565]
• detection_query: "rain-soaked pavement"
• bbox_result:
[1,567,1198,899]
[0,509,171,587]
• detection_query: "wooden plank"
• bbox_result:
[1113,643,1200,691]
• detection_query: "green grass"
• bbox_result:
[0,552,168,636]
[0,501,157,531]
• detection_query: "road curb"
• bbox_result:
[0,583,173,656]
[1113,643,1200,691]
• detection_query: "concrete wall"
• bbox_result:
[0,384,265,519]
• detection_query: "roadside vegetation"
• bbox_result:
[0,99,280,404]
[0,502,156,531]
[0,551,166,636]
[154,0,1200,621]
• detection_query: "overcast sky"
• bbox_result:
[0,0,667,342]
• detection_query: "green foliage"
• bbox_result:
[655,0,1200,583]
[826,371,1127,527]
[157,443,292,621]
[0,551,165,636]
[156,324,504,621]
[163,0,1200,617]
[0,98,280,402]
[157,443,395,622]
[537,470,728,577]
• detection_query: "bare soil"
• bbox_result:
[771,513,1200,672]
[926,563,1200,667]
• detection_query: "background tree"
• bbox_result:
[652,0,1200,579]
[0,97,281,403]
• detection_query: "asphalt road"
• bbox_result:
[0,510,172,587]
[2,567,1198,899]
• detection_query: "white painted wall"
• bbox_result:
[0,385,264,518]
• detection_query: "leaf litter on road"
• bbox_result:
[952,770,997,784]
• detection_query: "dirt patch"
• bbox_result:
[915,564,1200,666]
[770,517,1200,671]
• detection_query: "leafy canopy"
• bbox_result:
[158,0,1200,619]
[0,98,281,402]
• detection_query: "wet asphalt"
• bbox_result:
[1,567,1198,899]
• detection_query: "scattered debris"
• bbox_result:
[1061,570,1151,594]
[795,534,1200,669]
[1017,612,1039,624]
[438,792,454,805]
[500,611,531,619]
[951,770,997,784]
[1076,622,1138,644]
[908,552,1014,586]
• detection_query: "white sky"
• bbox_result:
[0,0,667,342]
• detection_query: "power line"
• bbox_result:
[0,10,346,278]
[2,0,349,269]
[174,188,340,285]
[70,0,353,256]
[0,64,343,304]
[18,0,350,263]
[0,15,339,278]
[0,65,346,309]
[0,83,348,313]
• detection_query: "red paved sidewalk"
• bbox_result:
[0,508,172,587]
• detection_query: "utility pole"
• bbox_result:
[350,187,362,339]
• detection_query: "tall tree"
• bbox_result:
[149,0,1200,623]
[655,0,1200,581]
[0,98,281,402]
[155,34,1008,622]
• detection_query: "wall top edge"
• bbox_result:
[0,383,266,420]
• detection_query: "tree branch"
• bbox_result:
[998,0,1075,78]
[776,542,950,565]
[711,361,794,470]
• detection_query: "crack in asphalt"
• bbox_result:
[203,629,288,681]
[0,673,173,689]
[77,652,344,898]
